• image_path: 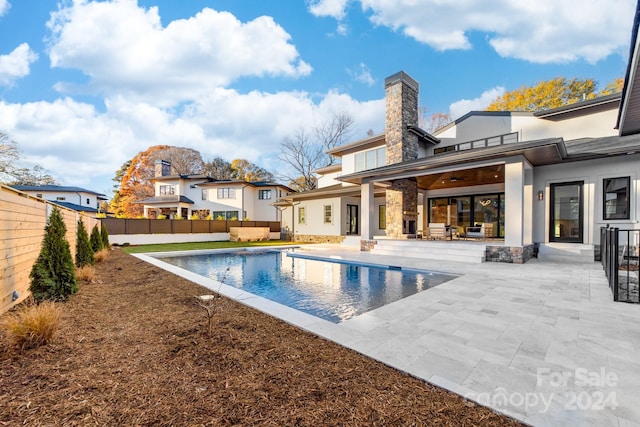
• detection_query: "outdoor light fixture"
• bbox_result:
[538,190,544,201]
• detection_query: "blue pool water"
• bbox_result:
[159,250,457,323]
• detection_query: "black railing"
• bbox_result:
[434,132,518,155]
[600,227,639,303]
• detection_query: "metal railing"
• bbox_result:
[434,132,519,155]
[600,227,639,303]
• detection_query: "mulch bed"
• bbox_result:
[0,248,524,426]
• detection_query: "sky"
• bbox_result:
[0,0,636,196]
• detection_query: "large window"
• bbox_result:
[201,189,208,200]
[259,189,272,200]
[603,177,630,220]
[217,188,235,199]
[324,205,332,224]
[379,205,386,229]
[298,207,306,224]
[159,185,175,196]
[354,147,386,172]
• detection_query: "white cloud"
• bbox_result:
[347,0,636,63]
[308,0,350,20]
[0,89,384,192]
[0,43,38,86]
[348,63,375,86]
[448,86,505,120]
[46,0,312,106]
[0,0,9,16]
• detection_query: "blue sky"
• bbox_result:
[0,0,636,195]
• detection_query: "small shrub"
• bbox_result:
[157,214,167,219]
[100,222,110,249]
[76,265,96,283]
[96,211,107,218]
[4,301,63,349]
[216,215,224,221]
[90,224,103,252]
[94,248,110,263]
[190,213,200,220]
[30,206,78,302]
[75,220,94,268]
[205,214,213,220]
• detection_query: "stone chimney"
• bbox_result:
[384,71,419,238]
[385,71,419,164]
[155,159,172,177]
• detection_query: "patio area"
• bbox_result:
[140,244,640,427]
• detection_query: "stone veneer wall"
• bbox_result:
[385,178,418,238]
[486,244,536,264]
[360,240,377,251]
[294,234,345,244]
[385,72,419,165]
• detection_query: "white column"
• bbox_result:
[504,157,526,247]
[523,164,533,245]
[360,181,375,239]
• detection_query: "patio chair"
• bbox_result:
[465,223,494,240]
[427,223,451,240]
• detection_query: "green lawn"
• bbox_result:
[120,240,301,254]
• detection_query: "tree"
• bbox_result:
[485,77,622,112]
[112,145,205,218]
[230,159,274,182]
[29,206,78,302]
[100,223,110,249]
[75,220,94,268]
[425,112,452,133]
[0,131,58,185]
[279,112,355,192]
[90,224,103,252]
[203,157,233,180]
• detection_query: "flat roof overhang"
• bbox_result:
[337,137,566,185]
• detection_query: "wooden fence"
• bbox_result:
[0,185,100,315]
[102,218,281,235]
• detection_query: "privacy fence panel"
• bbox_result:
[0,185,100,315]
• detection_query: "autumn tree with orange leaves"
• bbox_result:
[486,77,623,112]
[110,145,204,218]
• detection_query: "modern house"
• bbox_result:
[11,184,107,214]
[139,160,292,222]
[278,57,640,263]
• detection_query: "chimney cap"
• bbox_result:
[384,71,419,92]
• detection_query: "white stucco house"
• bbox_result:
[139,160,292,222]
[277,21,640,263]
[11,185,107,214]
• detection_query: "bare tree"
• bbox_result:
[1,131,59,185]
[163,146,204,175]
[279,112,355,191]
[203,157,233,180]
[279,128,324,191]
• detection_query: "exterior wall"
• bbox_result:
[514,109,618,141]
[20,190,101,210]
[532,154,640,245]
[435,114,518,144]
[293,197,343,238]
[317,170,341,188]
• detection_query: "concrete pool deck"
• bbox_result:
[137,245,640,427]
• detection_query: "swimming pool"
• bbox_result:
[158,249,457,323]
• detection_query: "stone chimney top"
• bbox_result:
[155,159,172,177]
[384,71,419,93]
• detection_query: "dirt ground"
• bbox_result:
[0,248,525,426]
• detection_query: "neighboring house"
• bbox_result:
[139,160,292,221]
[278,17,640,263]
[11,185,107,214]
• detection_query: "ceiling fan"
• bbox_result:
[450,173,464,182]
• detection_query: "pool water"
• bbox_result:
[159,250,457,323]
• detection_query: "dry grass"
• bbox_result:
[3,301,62,350]
[75,265,96,283]
[94,248,110,263]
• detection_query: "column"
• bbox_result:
[360,181,375,240]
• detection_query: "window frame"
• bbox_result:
[258,189,272,200]
[324,204,332,224]
[298,207,306,224]
[217,187,236,199]
[159,185,175,196]
[603,176,631,220]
